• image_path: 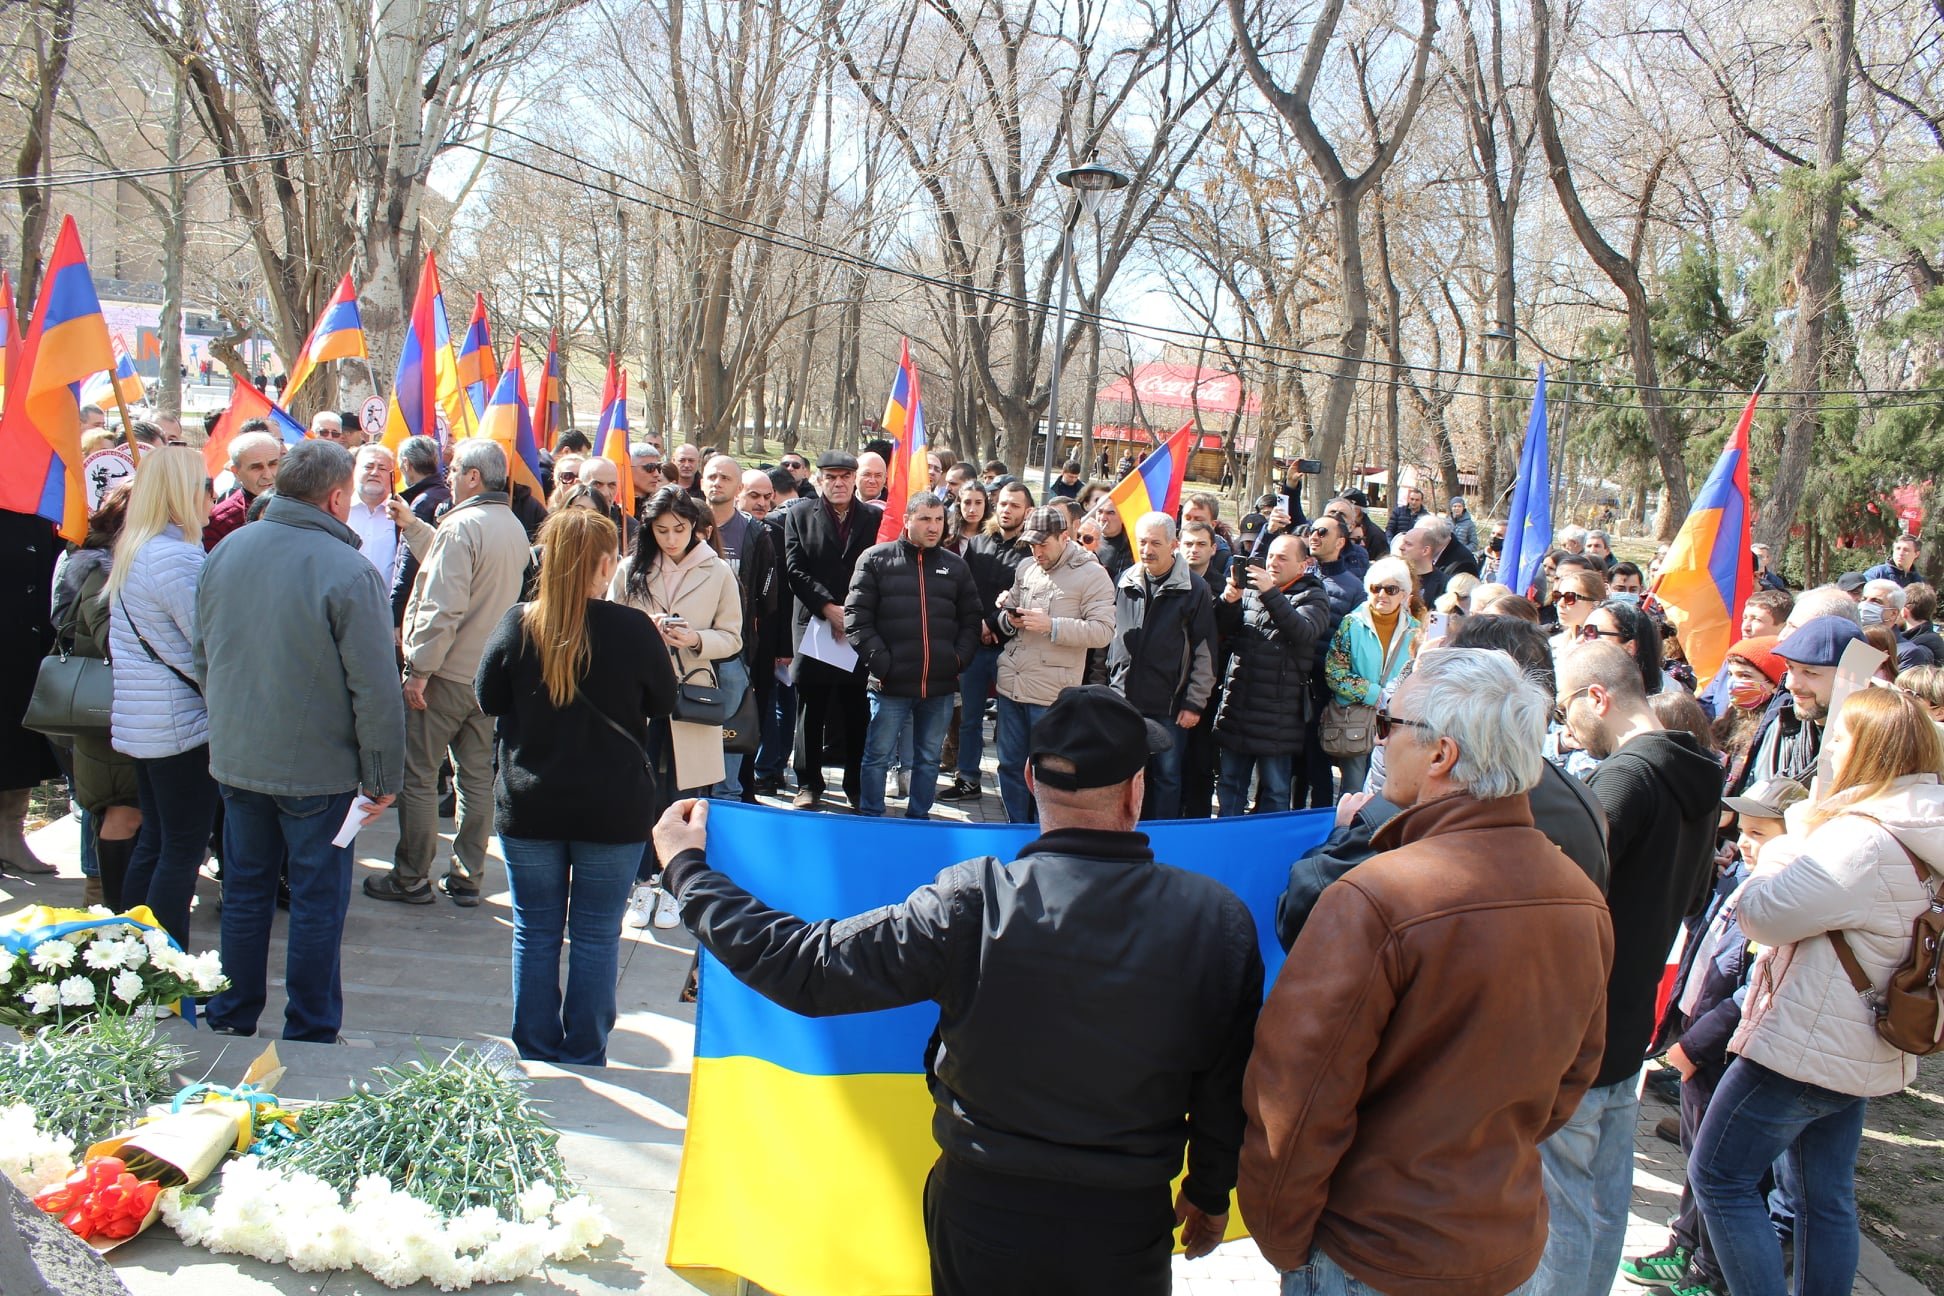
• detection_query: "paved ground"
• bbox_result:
[6,740,1932,1295]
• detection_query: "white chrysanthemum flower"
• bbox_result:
[547,1194,610,1257]
[118,938,147,969]
[57,975,96,1007]
[516,1180,557,1223]
[110,969,145,1003]
[0,951,17,981]
[475,1220,551,1284]
[29,939,76,973]
[0,1103,76,1196]
[82,939,127,970]
[22,983,61,1014]
[443,1205,501,1254]
[190,950,226,989]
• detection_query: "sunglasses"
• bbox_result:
[1077,532,1100,546]
[1575,625,1624,641]
[1554,685,1594,725]
[1374,710,1432,742]
[1368,583,1404,596]
[556,470,579,483]
[1556,590,1588,606]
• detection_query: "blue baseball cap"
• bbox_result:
[1773,615,1865,668]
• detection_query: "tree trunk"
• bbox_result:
[156,61,188,421]
[14,0,76,312]
[1755,0,1855,558]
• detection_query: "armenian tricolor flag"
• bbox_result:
[432,282,471,440]
[0,270,18,400]
[593,354,633,518]
[1652,387,1761,688]
[1106,419,1195,539]
[0,217,117,541]
[456,293,497,418]
[281,272,367,406]
[668,802,1324,1296]
[202,375,307,479]
[874,339,928,543]
[108,332,148,406]
[382,252,465,453]
[532,333,562,452]
[479,335,545,498]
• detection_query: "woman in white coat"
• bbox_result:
[1690,684,1944,1296]
[610,485,742,928]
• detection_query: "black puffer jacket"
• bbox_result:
[846,539,983,699]
[1211,572,1332,756]
[963,528,1029,631]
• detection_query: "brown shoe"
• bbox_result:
[363,874,435,905]
[1656,1115,1681,1145]
[791,788,821,810]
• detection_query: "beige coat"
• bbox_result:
[610,544,744,790]
[400,493,533,685]
[1731,775,1944,1097]
[995,540,1116,706]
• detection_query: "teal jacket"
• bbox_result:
[1324,603,1419,707]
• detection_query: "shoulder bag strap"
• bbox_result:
[120,600,202,696]
[576,690,652,771]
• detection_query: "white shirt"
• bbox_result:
[347,496,400,583]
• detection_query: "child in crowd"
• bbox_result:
[1621,775,1807,1296]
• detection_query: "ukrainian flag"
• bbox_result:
[1652,389,1760,688]
[0,217,116,542]
[1107,420,1196,538]
[667,802,1332,1296]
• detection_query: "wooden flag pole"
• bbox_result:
[106,374,142,459]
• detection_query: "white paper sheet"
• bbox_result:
[332,794,376,848]
[799,616,859,672]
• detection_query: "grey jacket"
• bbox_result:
[194,496,407,797]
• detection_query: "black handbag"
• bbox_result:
[24,646,114,737]
[669,662,730,724]
[721,685,760,755]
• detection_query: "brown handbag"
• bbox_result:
[1825,814,1944,1056]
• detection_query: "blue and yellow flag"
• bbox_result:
[668,802,1332,1296]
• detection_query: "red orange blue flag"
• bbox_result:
[479,335,545,498]
[875,338,927,542]
[202,374,306,479]
[111,333,147,405]
[0,270,17,400]
[532,333,562,453]
[456,293,497,418]
[382,253,449,455]
[281,272,366,406]
[1106,420,1196,540]
[1652,387,1762,688]
[594,353,633,518]
[0,216,117,542]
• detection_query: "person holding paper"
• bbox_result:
[782,451,883,810]
[194,440,406,1043]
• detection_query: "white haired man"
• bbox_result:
[1107,512,1216,819]
[204,426,283,549]
[1242,649,1614,1296]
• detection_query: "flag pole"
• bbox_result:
[106,373,142,458]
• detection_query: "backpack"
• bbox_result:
[1826,814,1944,1056]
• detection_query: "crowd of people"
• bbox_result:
[7,411,1943,1296]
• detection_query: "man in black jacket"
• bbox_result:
[1536,641,1723,1296]
[1400,514,1479,606]
[653,685,1263,1296]
[749,468,799,795]
[1213,533,1332,815]
[1108,512,1217,819]
[940,481,1033,802]
[847,492,982,819]
[784,451,884,809]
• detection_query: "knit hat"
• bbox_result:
[1724,635,1786,686]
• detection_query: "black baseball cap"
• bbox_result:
[1028,686,1172,790]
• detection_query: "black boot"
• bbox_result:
[96,833,136,913]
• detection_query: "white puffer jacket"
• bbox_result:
[1730,774,1944,1096]
[107,525,208,759]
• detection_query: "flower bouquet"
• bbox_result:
[165,1048,611,1290]
[0,905,228,1030]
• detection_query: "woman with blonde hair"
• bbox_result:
[610,485,742,929]
[1691,685,1944,1295]
[104,446,215,943]
[475,507,677,1065]
[1323,555,1419,793]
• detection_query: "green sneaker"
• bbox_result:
[1620,1245,1692,1287]
[1669,1276,1723,1296]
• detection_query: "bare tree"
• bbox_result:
[10,0,75,312]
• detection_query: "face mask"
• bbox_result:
[1489,537,1504,553]
[1858,601,1885,626]
[1729,679,1774,711]
[1609,591,1640,606]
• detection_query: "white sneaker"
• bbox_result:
[652,886,682,930]
[623,883,655,930]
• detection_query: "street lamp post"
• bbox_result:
[1041,161,1129,493]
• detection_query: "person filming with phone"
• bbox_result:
[1212,532,1332,815]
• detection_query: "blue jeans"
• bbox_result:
[1283,1248,1538,1296]
[955,646,1002,778]
[1216,748,1292,817]
[205,785,356,1043]
[861,693,956,818]
[756,677,796,781]
[1691,1057,1866,1296]
[709,658,750,799]
[127,745,220,946]
[994,697,1049,824]
[500,837,641,1066]
[1141,720,1190,820]
[1531,1072,1641,1296]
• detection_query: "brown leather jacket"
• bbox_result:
[1239,792,1614,1296]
